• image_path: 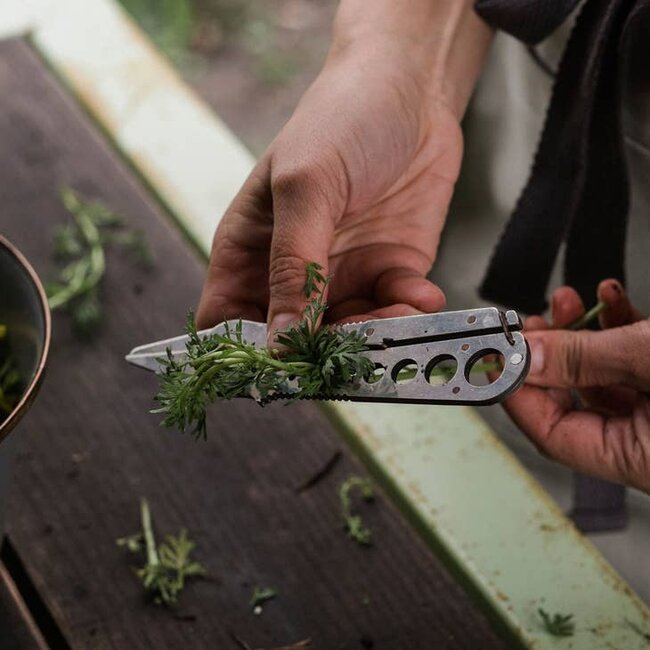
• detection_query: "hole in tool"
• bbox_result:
[425,355,458,386]
[466,350,505,387]
[392,359,418,384]
[365,363,386,384]
[467,315,477,324]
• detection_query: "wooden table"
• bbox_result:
[0,38,505,649]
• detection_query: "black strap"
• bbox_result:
[475,0,649,314]
[475,0,581,44]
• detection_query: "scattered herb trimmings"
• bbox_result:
[339,476,375,546]
[46,188,152,338]
[250,586,277,615]
[117,498,205,606]
[538,609,575,637]
[154,262,373,439]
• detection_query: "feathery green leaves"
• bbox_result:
[339,476,375,546]
[117,498,205,607]
[538,609,575,637]
[154,262,373,439]
[46,188,152,338]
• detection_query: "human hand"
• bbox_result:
[502,280,650,493]
[196,2,492,343]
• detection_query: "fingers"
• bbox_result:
[197,160,273,328]
[266,162,344,343]
[334,303,425,325]
[526,319,650,391]
[374,268,446,312]
[597,278,644,328]
[549,286,584,328]
[502,385,650,491]
[325,268,445,324]
[524,316,548,331]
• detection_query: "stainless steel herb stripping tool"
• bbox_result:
[126,307,529,405]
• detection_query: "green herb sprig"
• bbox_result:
[154,262,373,439]
[117,498,205,606]
[538,608,575,637]
[339,476,374,546]
[250,586,277,610]
[46,188,152,338]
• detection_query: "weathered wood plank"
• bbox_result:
[0,38,505,649]
[0,562,46,650]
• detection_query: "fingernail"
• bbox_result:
[268,313,299,345]
[610,279,624,295]
[528,338,545,375]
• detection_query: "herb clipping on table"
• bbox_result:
[117,498,205,607]
[538,608,575,637]
[339,476,375,546]
[154,262,373,439]
[46,188,152,339]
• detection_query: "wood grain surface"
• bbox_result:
[0,38,505,649]
[0,563,45,650]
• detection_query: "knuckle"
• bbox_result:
[558,334,586,386]
[269,253,308,297]
[628,320,650,385]
[271,156,347,212]
[271,163,326,205]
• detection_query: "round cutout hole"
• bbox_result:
[466,350,505,386]
[392,359,418,384]
[365,363,386,384]
[425,355,458,386]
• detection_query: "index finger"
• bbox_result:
[197,159,273,328]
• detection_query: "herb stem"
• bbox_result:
[47,205,105,310]
[567,301,608,331]
[140,498,160,570]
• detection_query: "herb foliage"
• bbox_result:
[538,609,575,637]
[250,586,277,609]
[154,262,373,439]
[339,476,375,546]
[117,497,205,606]
[46,188,152,338]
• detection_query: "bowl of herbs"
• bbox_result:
[0,235,51,443]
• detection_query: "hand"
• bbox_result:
[196,0,495,342]
[502,279,650,493]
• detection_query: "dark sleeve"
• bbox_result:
[474,0,581,44]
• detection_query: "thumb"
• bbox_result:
[526,319,650,391]
[266,167,341,345]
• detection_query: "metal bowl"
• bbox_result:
[0,236,51,444]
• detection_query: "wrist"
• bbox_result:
[330,0,493,120]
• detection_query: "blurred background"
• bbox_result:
[116,0,336,154]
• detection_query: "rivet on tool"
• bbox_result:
[498,310,515,346]
[510,353,523,365]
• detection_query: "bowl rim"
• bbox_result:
[0,235,51,443]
